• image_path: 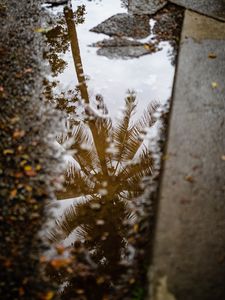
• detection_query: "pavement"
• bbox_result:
[149,8,225,300]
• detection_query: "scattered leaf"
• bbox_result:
[133,223,139,233]
[13,130,25,139]
[211,82,218,89]
[184,175,194,183]
[19,287,25,296]
[10,189,17,199]
[10,116,20,124]
[24,165,37,177]
[35,164,42,171]
[24,68,33,73]
[76,289,85,295]
[34,27,52,33]
[3,259,12,268]
[90,203,101,210]
[41,291,54,300]
[40,256,48,263]
[129,278,135,284]
[221,155,225,161]
[96,277,105,285]
[96,219,105,226]
[208,52,217,59]
[20,160,27,167]
[3,149,14,155]
[50,258,71,269]
[55,244,65,255]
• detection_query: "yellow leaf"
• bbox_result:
[208,52,217,59]
[24,165,32,171]
[42,291,54,300]
[3,149,14,155]
[35,164,42,171]
[34,27,52,33]
[211,82,218,89]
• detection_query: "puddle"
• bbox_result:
[41,0,182,298]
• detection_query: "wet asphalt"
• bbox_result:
[0,0,63,299]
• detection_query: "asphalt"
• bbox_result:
[149,9,225,300]
[0,0,63,299]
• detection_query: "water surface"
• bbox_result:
[43,1,177,298]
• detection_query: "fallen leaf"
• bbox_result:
[30,213,40,219]
[19,287,25,296]
[23,68,33,73]
[96,219,105,226]
[15,172,23,178]
[76,289,85,295]
[3,149,14,155]
[10,116,20,124]
[10,189,17,199]
[3,259,12,268]
[40,256,48,263]
[184,175,194,183]
[24,165,37,177]
[208,52,217,59]
[41,291,54,300]
[34,27,52,33]
[35,164,42,171]
[55,244,65,255]
[96,277,105,285]
[211,82,218,89]
[13,130,25,139]
[133,223,139,233]
[50,258,72,269]
[20,160,27,167]
[15,72,23,78]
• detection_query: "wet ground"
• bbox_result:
[0,0,63,299]
[0,0,183,299]
[41,1,183,299]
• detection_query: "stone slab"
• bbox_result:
[96,45,153,59]
[170,0,225,21]
[90,13,150,39]
[128,0,168,15]
[149,10,225,300]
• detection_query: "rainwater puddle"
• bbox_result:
[42,1,182,299]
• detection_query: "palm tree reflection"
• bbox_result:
[46,5,159,297]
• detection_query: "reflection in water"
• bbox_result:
[43,1,178,298]
[46,7,158,298]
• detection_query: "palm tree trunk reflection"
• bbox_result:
[64,7,89,103]
[64,6,109,176]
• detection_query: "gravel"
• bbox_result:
[0,0,63,299]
